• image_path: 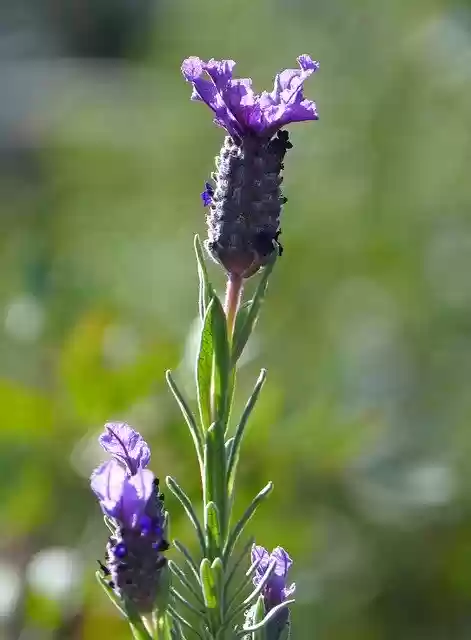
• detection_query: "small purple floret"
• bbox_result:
[181,55,319,140]
[201,181,214,207]
[251,545,296,608]
[99,422,150,475]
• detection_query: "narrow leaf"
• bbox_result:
[170,586,205,616]
[204,423,227,545]
[196,299,215,431]
[199,558,217,609]
[242,559,276,606]
[194,234,214,321]
[224,482,273,562]
[168,560,205,607]
[173,539,201,585]
[166,476,205,553]
[224,537,255,597]
[166,370,203,467]
[227,369,267,495]
[225,547,263,612]
[225,437,235,463]
[204,501,221,554]
[168,604,202,639]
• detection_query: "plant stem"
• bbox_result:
[224,274,244,339]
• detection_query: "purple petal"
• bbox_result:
[181,57,242,138]
[270,546,293,577]
[99,422,150,475]
[182,54,319,137]
[91,460,128,520]
[251,544,271,580]
[90,460,154,528]
[204,58,236,89]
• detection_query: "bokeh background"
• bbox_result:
[2,0,471,637]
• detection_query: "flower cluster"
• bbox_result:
[182,55,319,279]
[91,423,169,612]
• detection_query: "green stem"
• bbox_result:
[224,274,244,341]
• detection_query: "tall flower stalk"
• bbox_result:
[91,54,319,640]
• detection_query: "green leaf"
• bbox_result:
[166,370,203,468]
[170,587,205,616]
[225,541,262,612]
[196,294,231,433]
[210,557,224,619]
[224,537,255,598]
[173,539,201,585]
[204,501,221,556]
[199,558,217,609]
[168,560,205,607]
[204,423,227,545]
[166,476,205,553]
[231,253,276,364]
[196,299,215,431]
[227,369,267,495]
[168,604,202,639]
[224,482,273,563]
[194,234,214,321]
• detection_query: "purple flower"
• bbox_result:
[201,181,214,207]
[91,460,154,528]
[252,545,296,608]
[91,424,168,612]
[181,55,319,140]
[99,422,150,475]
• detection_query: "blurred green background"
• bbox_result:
[2,0,471,637]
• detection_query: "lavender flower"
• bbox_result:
[181,55,319,278]
[181,55,319,140]
[250,545,296,639]
[91,425,168,612]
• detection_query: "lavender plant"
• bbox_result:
[90,54,319,640]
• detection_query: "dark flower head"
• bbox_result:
[99,422,150,475]
[92,424,168,612]
[181,55,319,141]
[182,54,319,278]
